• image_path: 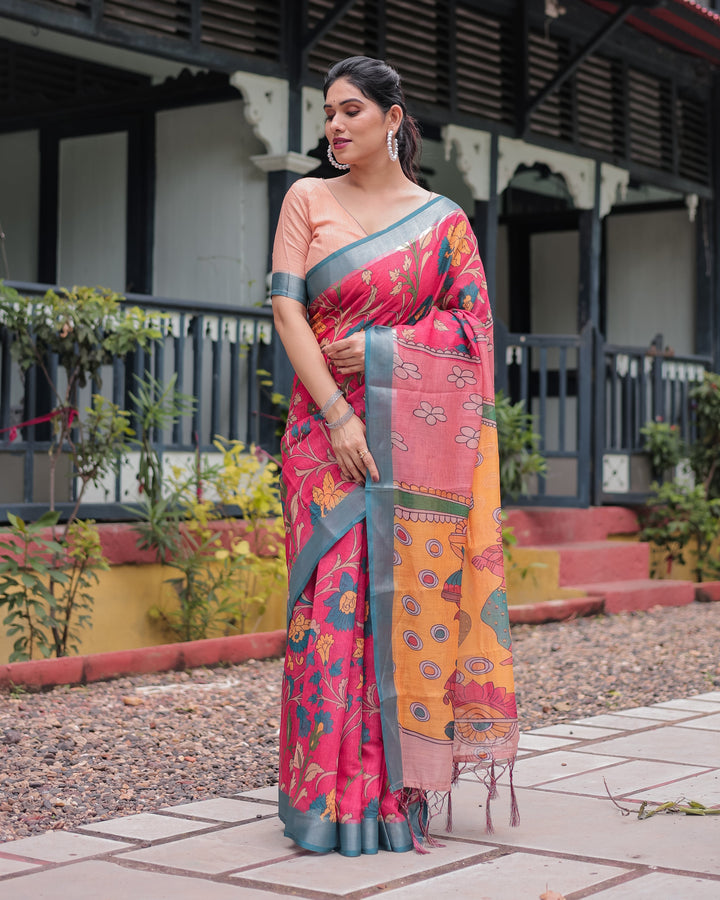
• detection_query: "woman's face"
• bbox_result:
[324,76,398,167]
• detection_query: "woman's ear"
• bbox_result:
[387,104,403,131]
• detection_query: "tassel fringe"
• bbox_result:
[394,755,519,852]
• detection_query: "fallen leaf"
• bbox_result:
[540,891,566,900]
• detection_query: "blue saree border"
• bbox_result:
[278,789,413,856]
[365,324,404,791]
[286,487,367,625]
[307,196,458,302]
[271,271,308,306]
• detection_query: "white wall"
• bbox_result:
[0,131,40,282]
[153,100,268,307]
[531,231,579,334]
[57,131,128,291]
[606,209,695,353]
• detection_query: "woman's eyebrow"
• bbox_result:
[323,98,365,110]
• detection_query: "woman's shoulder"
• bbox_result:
[286,177,327,201]
[429,192,470,222]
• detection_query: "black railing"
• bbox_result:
[0,281,275,521]
[596,333,711,503]
[0,284,713,519]
[495,321,594,507]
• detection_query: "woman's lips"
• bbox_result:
[333,139,350,148]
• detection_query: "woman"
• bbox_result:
[271,56,518,857]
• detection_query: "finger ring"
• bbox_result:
[359,449,367,459]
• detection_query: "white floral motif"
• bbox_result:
[456,426,480,449]
[448,365,477,389]
[391,431,408,451]
[393,353,421,381]
[462,393,484,415]
[413,401,447,426]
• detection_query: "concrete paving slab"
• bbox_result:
[77,812,213,841]
[377,851,629,899]
[1,859,283,899]
[691,691,720,702]
[236,785,279,802]
[609,705,693,721]
[623,768,720,805]
[517,734,579,751]
[0,856,45,876]
[443,782,720,875]
[499,750,623,787]
[0,830,133,863]
[118,816,299,874]
[572,725,720,768]
[587,871,720,899]
[571,713,665,730]
[162,798,276,822]
[534,759,709,798]
[652,699,720,712]
[234,837,492,896]
[674,711,720,731]
[527,723,622,740]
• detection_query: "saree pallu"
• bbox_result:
[273,196,519,856]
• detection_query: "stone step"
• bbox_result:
[555,540,650,586]
[566,578,696,614]
[505,506,640,546]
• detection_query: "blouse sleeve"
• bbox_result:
[271,182,311,305]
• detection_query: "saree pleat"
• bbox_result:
[273,181,518,855]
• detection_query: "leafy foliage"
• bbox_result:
[0,511,108,661]
[495,390,547,500]
[639,420,684,481]
[640,372,720,582]
[129,373,285,641]
[0,283,162,658]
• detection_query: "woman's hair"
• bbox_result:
[323,56,421,184]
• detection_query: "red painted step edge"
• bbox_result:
[0,629,287,690]
[509,596,605,625]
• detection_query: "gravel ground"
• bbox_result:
[2,603,719,843]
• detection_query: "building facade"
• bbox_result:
[1,0,719,512]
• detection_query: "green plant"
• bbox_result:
[128,371,196,504]
[639,372,720,582]
[0,283,161,517]
[135,437,285,642]
[495,390,547,500]
[640,482,720,582]
[689,372,720,498]
[0,511,108,660]
[0,283,162,658]
[640,419,684,481]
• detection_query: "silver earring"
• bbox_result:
[327,143,349,170]
[387,129,399,162]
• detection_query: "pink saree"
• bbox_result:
[272,184,518,856]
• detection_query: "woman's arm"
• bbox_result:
[272,295,379,483]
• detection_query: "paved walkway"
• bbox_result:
[2,692,720,899]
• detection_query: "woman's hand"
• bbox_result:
[327,412,379,484]
[324,333,365,375]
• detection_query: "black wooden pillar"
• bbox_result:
[473,133,499,310]
[711,73,720,372]
[577,161,602,332]
[695,198,714,360]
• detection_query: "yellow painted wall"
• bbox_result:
[505,546,586,605]
[0,560,287,663]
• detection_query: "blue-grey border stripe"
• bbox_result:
[271,271,308,306]
[286,488,366,626]
[365,324,404,790]
[307,197,457,301]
